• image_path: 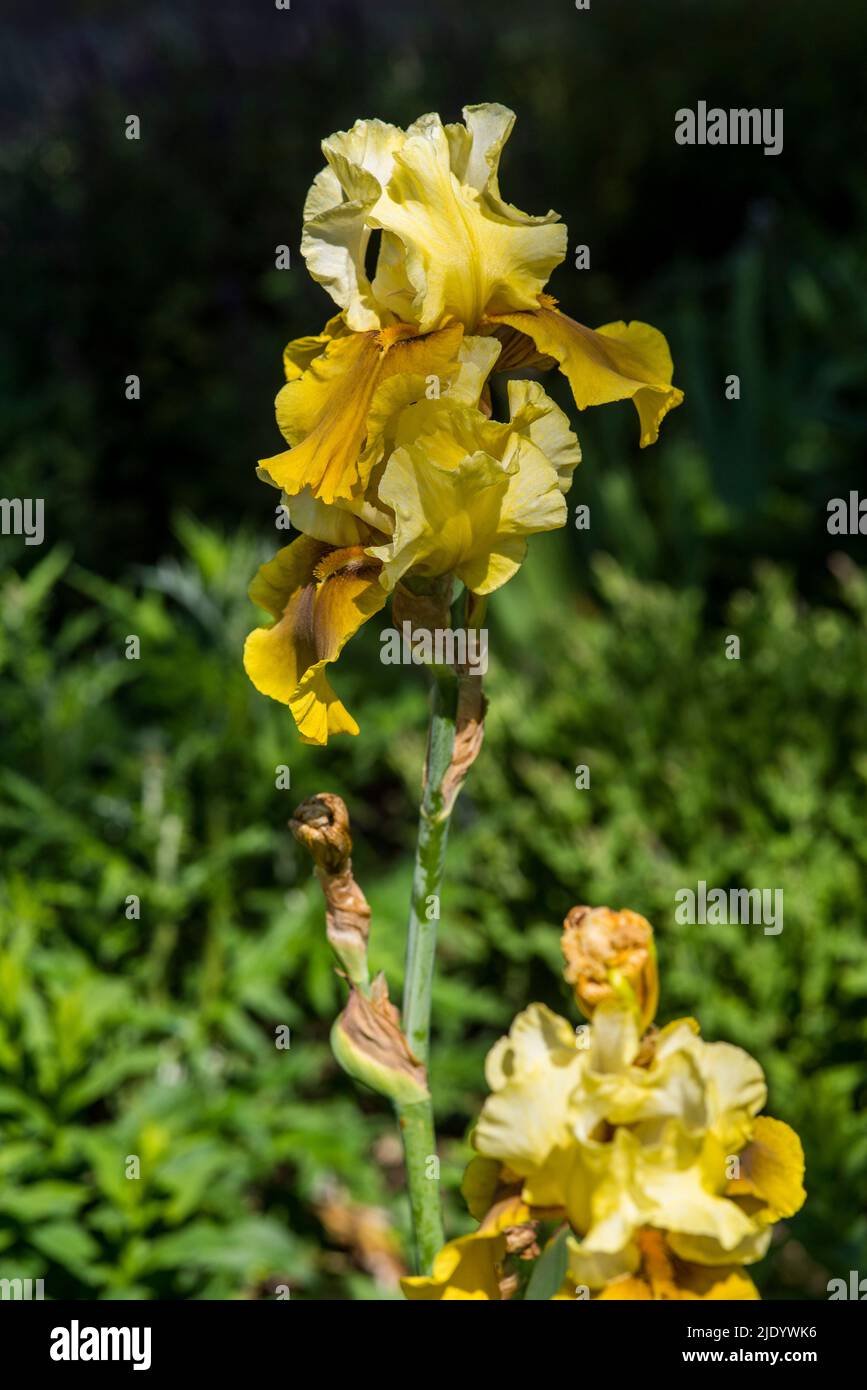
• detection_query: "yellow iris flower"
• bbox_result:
[245,103,683,743]
[404,905,805,1301]
[246,350,579,740]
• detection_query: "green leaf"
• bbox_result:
[524,1228,569,1301]
[0,1182,87,1222]
[30,1220,101,1273]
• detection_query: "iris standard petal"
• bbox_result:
[301,105,567,335]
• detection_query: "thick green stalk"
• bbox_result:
[403,672,458,1064]
[397,670,459,1273]
[397,1096,444,1274]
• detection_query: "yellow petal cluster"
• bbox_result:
[403,906,805,1301]
[300,104,566,334]
[245,105,683,742]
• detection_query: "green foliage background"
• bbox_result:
[1,0,865,1299]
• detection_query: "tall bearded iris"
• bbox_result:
[244,103,683,743]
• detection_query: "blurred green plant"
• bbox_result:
[1,520,865,1298]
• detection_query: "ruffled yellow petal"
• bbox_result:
[301,120,407,332]
[636,1131,760,1252]
[570,1117,759,1258]
[358,333,502,478]
[369,397,567,594]
[581,1047,703,1139]
[523,1146,590,1217]
[572,1127,654,1252]
[474,1004,585,1177]
[585,1012,766,1154]
[281,315,349,382]
[595,1231,761,1300]
[400,1197,529,1301]
[276,485,389,549]
[507,378,581,494]
[460,1156,503,1223]
[243,537,387,745]
[726,1115,806,1223]
[567,1234,640,1291]
[260,321,464,504]
[487,296,684,447]
[653,1028,767,1152]
[696,1041,768,1152]
[667,1226,772,1267]
[400,1231,504,1300]
[302,105,567,334]
[372,110,566,333]
[271,336,502,544]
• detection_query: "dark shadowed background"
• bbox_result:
[1,0,865,1300]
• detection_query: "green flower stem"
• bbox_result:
[396,1096,443,1275]
[397,669,460,1273]
[403,671,458,1064]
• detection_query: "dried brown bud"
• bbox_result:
[291,794,370,988]
[504,1224,540,1260]
[290,792,352,875]
[561,905,659,1032]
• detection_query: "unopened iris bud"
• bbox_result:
[331,974,430,1106]
[561,905,659,1033]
